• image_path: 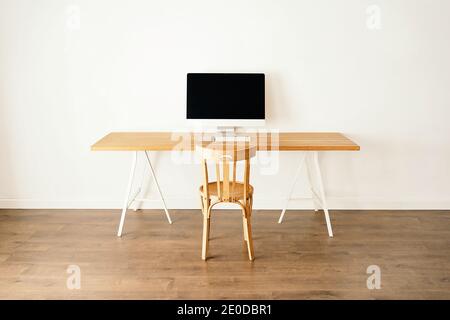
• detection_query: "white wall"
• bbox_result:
[1,0,449,210]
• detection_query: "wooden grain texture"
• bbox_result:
[91,132,360,151]
[0,209,449,299]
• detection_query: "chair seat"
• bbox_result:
[200,182,254,200]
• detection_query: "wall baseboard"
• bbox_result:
[0,197,449,210]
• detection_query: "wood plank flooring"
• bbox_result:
[0,209,449,299]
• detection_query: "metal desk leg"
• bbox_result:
[144,151,172,224]
[277,152,334,238]
[312,151,333,237]
[117,151,138,237]
[278,153,306,223]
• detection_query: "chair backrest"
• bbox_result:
[196,142,257,203]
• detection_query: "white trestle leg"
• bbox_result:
[144,151,173,224]
[117,151,138,237]
[117,151,173,237]
[277,152,334,238]
[312,151,333,237]
[278,153,306,223]
[306,155,319,212]
[133,156,146,212]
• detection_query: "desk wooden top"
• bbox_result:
[91,132,360,151]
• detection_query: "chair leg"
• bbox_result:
[242,200,254,261]
[202,213,210,261]
[242,198,252,242]
[243,216,249,242]
[200,195,204,212]
[244,215,254,261]
[205,198,211,240]
[207,212,211,241]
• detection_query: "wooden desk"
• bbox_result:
[92,132,360,151]
[91,132,360,237]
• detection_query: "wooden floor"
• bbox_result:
[0,209,449,299]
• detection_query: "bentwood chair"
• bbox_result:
[196,141,257,261]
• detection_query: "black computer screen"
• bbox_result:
[187,73,265,119]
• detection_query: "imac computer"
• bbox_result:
[186,73,265,134]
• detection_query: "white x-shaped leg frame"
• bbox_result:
[278,151,333,238]
[117,151,172,237]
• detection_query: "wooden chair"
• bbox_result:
[196,141,257,261]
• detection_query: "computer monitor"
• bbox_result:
[187,73,265,128]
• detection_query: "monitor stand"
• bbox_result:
[213,127,251,142]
